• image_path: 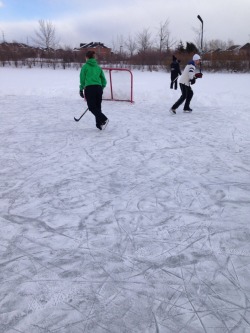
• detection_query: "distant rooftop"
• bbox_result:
[79,42,109,49]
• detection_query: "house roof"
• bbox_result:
[240,43,250,50]
[79,42,109,49]
[226,45,241,51]
[0,42,29,48]
[207,48,222,54]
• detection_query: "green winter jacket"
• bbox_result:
[79,58,107,90]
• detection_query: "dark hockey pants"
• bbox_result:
[170,76,178,90]
[172,83,193,110]
[85,85,107,127]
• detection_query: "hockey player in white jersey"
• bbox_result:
[170,54,202,114]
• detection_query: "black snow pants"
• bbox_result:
[85,85,107,127]
[170,74,178,90]
[172,83,193,110]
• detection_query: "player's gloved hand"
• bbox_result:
[195,73,203,79]
[79,90,84,98]
[190,78,196,85]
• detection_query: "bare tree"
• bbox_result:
[1,30,5,42]
[124,34,137,57]
[33,19,59,49]
[111,34,125,55]
[192,27,203,51]
[206,39,228,51]
[157,19,174,53]
[137,28,152,53]
[226,39,235,48]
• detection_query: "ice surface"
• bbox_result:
[0,67,250,332]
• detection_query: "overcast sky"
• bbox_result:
[0,0,249,49]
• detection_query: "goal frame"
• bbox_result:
[102,67,134,103]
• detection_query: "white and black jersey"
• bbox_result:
[179,61,196,86]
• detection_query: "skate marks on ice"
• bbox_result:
[1,96,250,332]
[1,210,250,332]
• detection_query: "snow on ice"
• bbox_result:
[0,67,250,332]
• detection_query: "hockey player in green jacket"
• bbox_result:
[79,51,108,130]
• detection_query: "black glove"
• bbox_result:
[195,73,203,79]
[190,78,196,85]
[79,90,84,98]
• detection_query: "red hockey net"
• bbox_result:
[102,68,134,103]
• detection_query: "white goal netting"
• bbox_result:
[102,68,134,103]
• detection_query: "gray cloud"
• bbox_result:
[1,0,249,48]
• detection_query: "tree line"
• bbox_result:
[1,20,249,72]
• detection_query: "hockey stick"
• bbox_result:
[197,15,203,73]
[74,107,88,122]
[172,75,180,83]
[197,15,203,52]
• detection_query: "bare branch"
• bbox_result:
[137,28,152,53]
[33,19,59,49]
[124,35,137,57]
